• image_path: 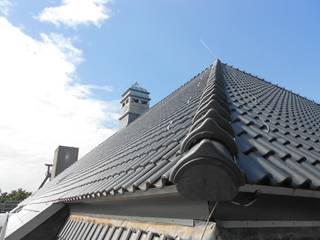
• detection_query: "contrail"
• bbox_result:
[200,38,214,56]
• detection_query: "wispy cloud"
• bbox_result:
[37,0,111,28]
[200,38,214,56]
[0,0,12,16]
[83,84,114,93]
[0,17,119,192]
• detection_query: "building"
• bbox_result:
[1,60,320,240]
[119,82,150,127]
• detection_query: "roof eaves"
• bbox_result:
[240,184,320,199]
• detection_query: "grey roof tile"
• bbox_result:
[23,60,320,205]
[57,219,178,240]
[224,63,320,189]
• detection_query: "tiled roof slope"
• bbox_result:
[25,60,320,204]
[225,64,320,189]
[56,215,213,240]
[57,218,176,240]
[25,65,211,204]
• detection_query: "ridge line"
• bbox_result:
[169,59,245,202]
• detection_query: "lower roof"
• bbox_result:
[57,215,216,240]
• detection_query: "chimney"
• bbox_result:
[119,82,150,127]
[51,146,79,178]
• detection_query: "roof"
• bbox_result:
[57,219,174,240]
[56,215,216,240]
[24,60,320,205]
[4,203,64,240]
[225,64,320,188]
[121,82,150,98]
[130,82,149,93]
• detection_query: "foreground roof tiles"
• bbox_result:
[225,64,320,189]
[26,60,320,204]
[57,218,177,240]
[57,216,215,240]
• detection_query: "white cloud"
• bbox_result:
[41,33,83,64]
[0,0,12,16]
[0,17,120,193]
[37,0,111,28]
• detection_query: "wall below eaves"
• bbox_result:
[213,193,320,222]
[212,191,320,240]
[216,227,320,240]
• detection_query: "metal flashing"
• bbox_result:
[70,192,209,222]
[240,184,320,199]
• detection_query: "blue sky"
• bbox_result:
[0,0,319,192]
[8,0,320,104]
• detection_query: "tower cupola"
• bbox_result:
[119,82,150,127]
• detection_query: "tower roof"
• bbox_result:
[121,82,150,98]
[131,82,149,93]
